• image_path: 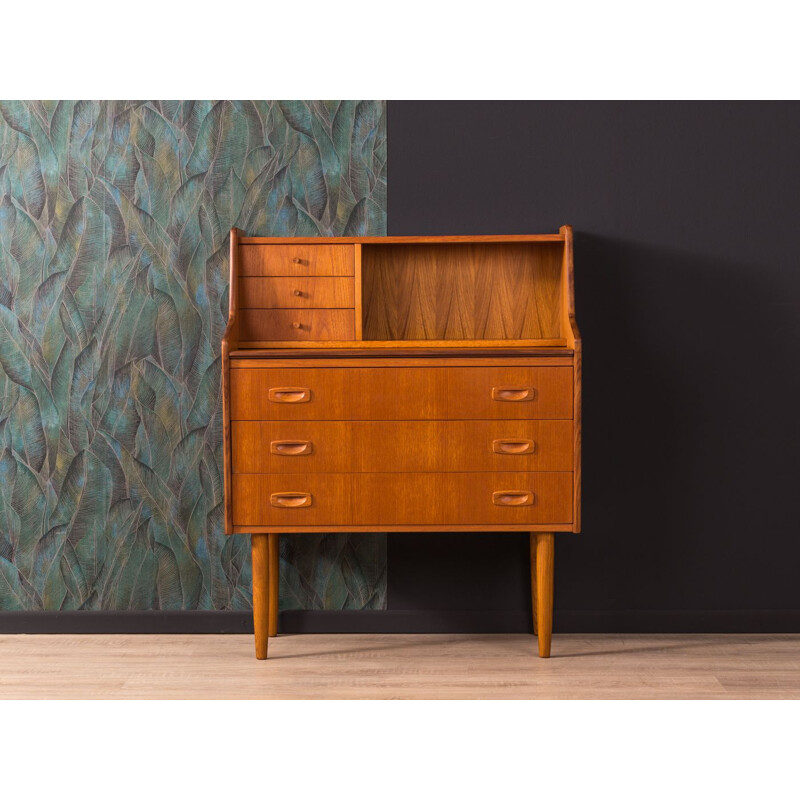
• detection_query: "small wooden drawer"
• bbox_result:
[239,309,355,341]
[353,472,573,526]
[239,244,354,276]
[232,420,573,473]
[239,277,355,309]
[230,366,572,420]
[232,474,352,526]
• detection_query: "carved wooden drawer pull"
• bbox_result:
[492,439,535,455]
[268,387,311,403]
[270,492,312,508]
[271,440,313,456]
[491,386,535,402]
[492,490,534,507]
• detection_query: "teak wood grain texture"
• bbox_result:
[221,228,240,540]
[241,234,567,244]
[234,473,353,526]
[251,533,269,659]
[223,229,582,659]
[239,277,355,309]
[230,366,573,421]
[230,355,575,366]
[235,339,568,350]
[232,472,572,527]
[231,420,573,473]
[239,308,355,341]
[362,243,564,341]
[268,533,279,638]
[354,244,364,340]
[239,244,355,276]
[560,226,582,532]
[533,532,555,658]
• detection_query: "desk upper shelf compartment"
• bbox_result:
[361,241,564,344]
[229,229,578,352]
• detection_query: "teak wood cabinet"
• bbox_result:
[222,228,581,659]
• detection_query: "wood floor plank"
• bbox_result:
[0,633,798,699]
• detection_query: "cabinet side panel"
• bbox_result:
[222,228,240,535]
[559,225,581,532]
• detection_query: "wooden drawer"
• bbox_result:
[239,244,354,276]
[354,473,572,525]
[232,420,573,473]
[239,277,354,308]
[230,367,572,420]
[239,309,355,341]
[232,474,352,526]
[232,472,571,527]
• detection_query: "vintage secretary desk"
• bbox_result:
[221,226,581,659]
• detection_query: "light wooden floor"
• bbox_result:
[1,633,798,699]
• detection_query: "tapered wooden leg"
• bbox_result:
[268,533,279,637]
[534,533,555,658]
[251,534,270,660]
[529,533,538,635]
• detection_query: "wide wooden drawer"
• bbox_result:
[230,367,572,420]
[239,244,354,276]
[232,420,573,473]
[232,472,572,526]
[239,309,355,341]
[239,277,354,308]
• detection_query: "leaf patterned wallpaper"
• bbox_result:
[0,100,387,612]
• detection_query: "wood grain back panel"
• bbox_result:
[239,244,355,276]
[230,366,572,420]
[362,243,564,341]
[239,309,355,341]
[231,420,572,473]
[239,277,355,308]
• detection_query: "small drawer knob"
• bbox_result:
[292,257,303,264]
[292,322,302,329]
[293,289,303,297]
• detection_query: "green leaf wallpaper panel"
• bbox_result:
[0,100,387,612]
